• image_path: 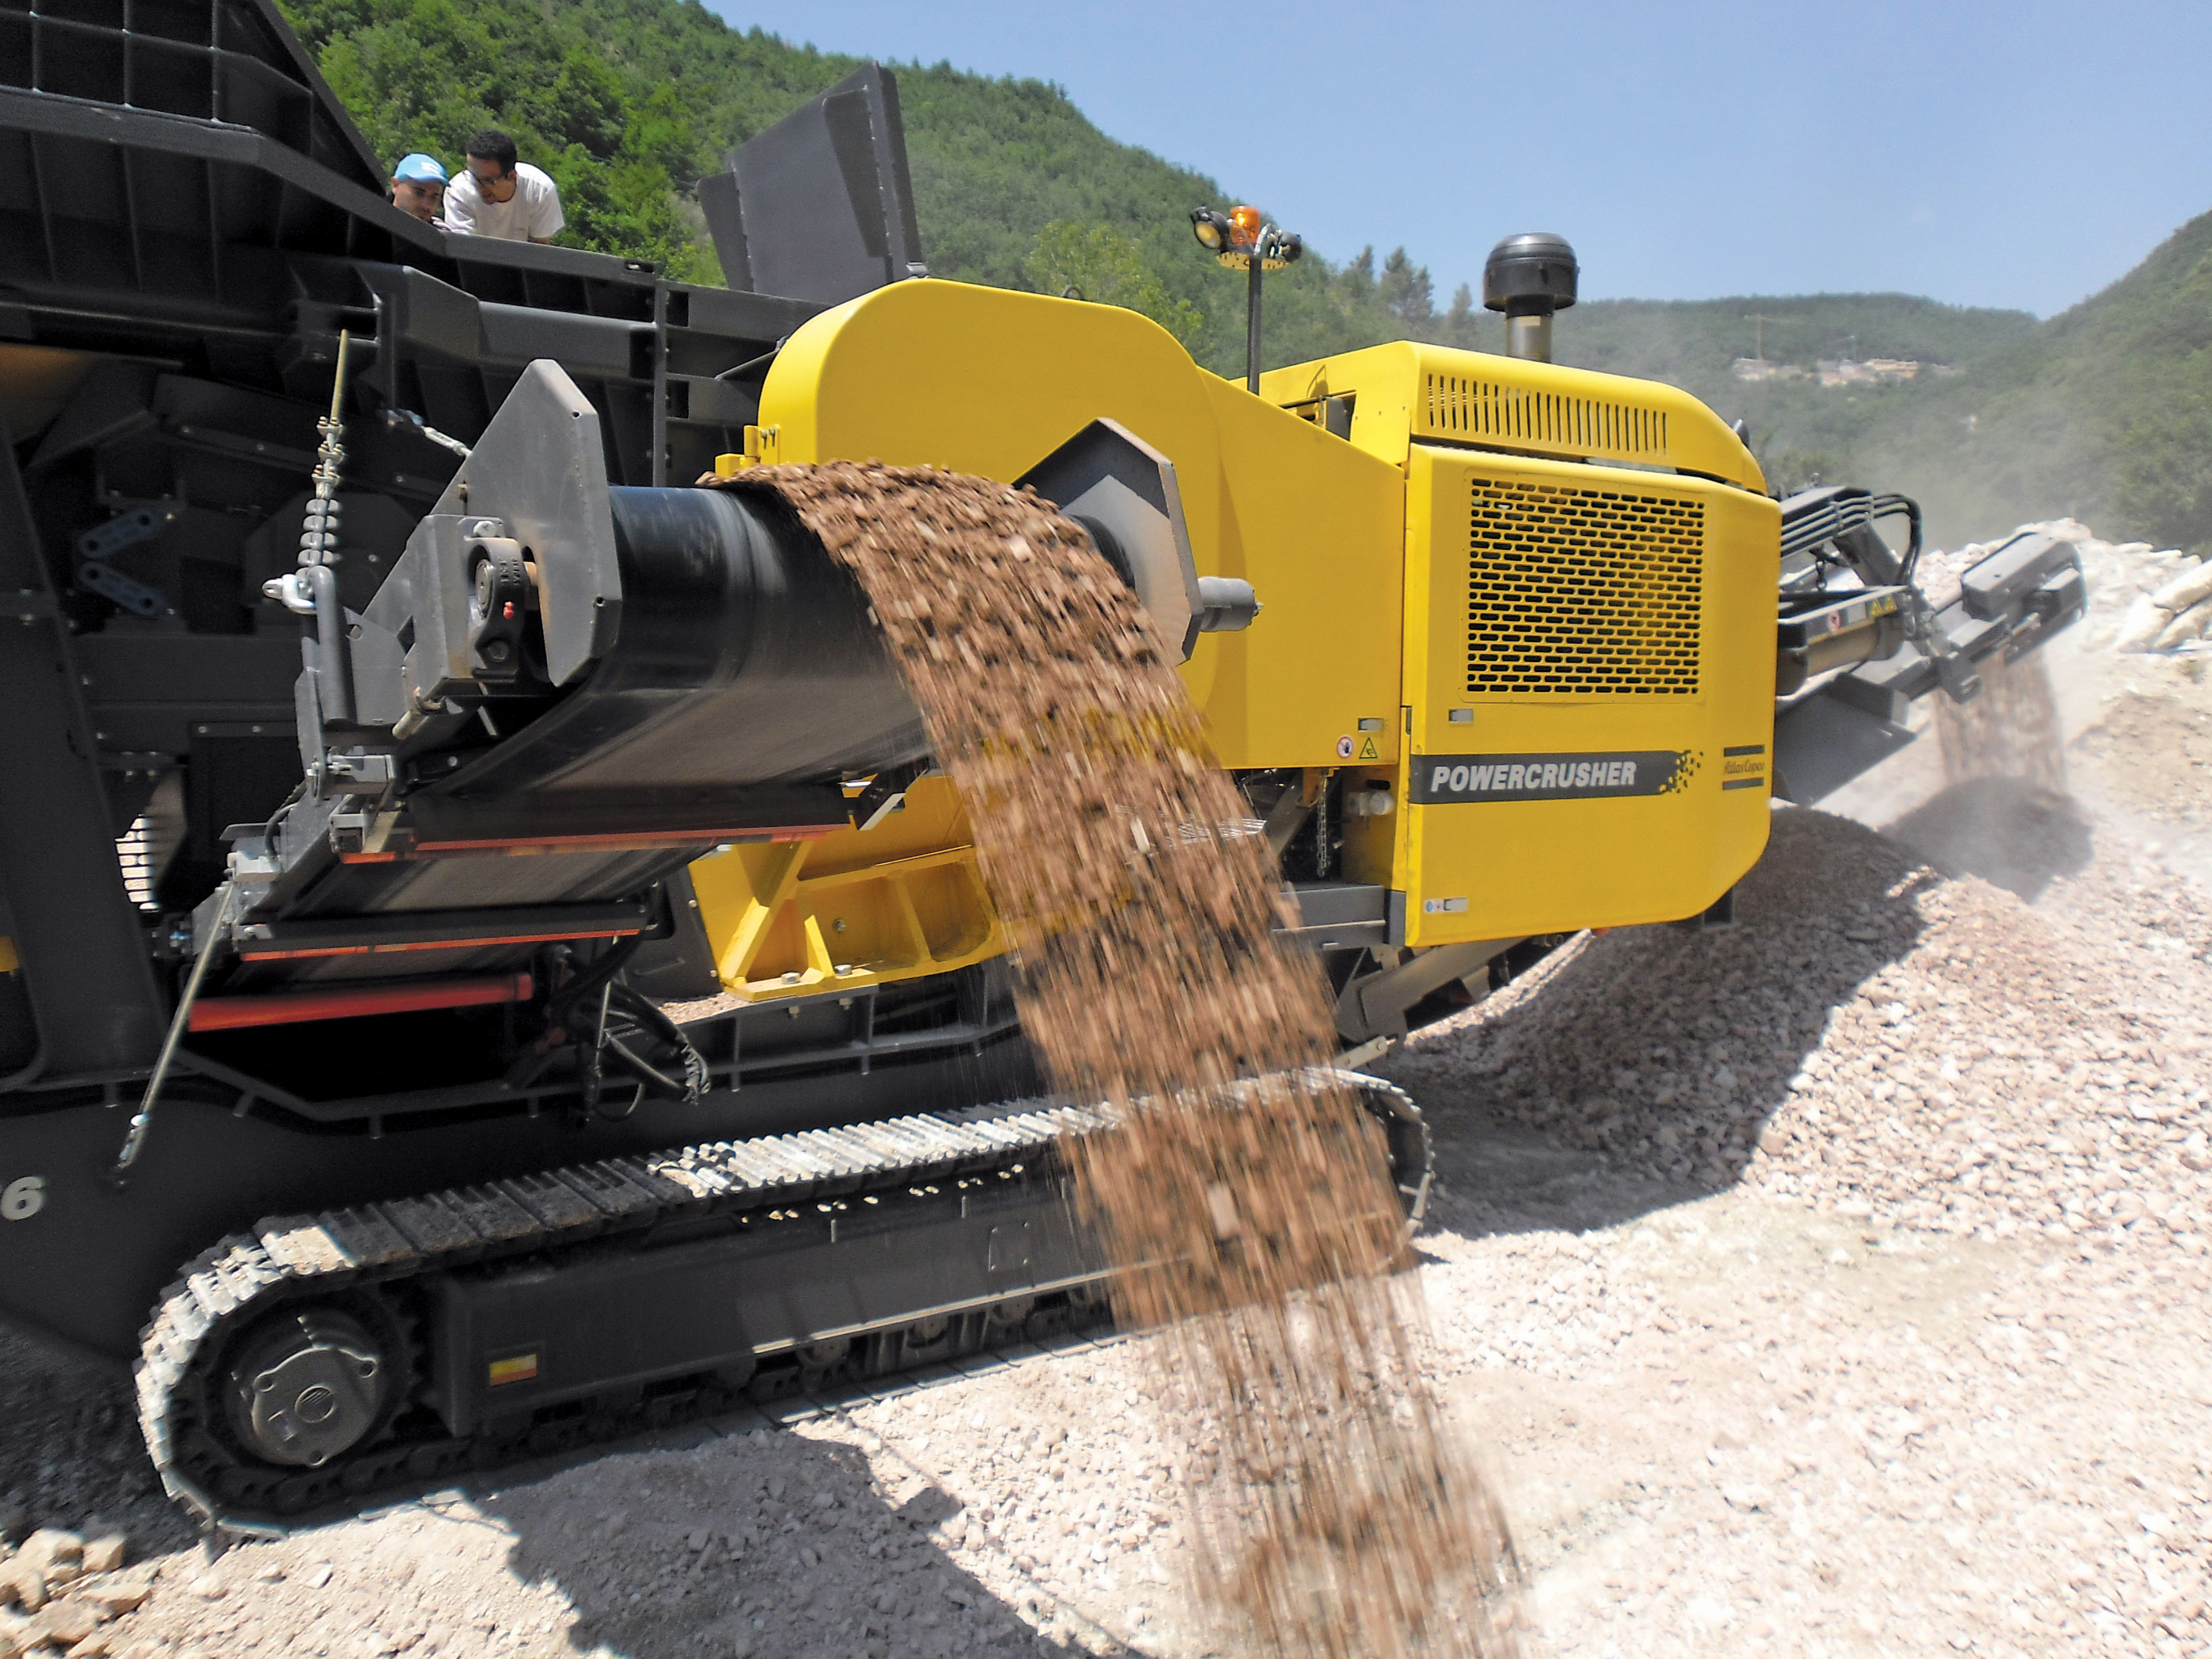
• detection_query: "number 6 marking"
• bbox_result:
[2,1177,45,1221]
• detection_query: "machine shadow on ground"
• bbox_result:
[0,1327,199,1558]
[0,1317,1120,1658]
[1380,808,1949,1243]
[481,1426,1066,1659]
[1880,776,2095,902]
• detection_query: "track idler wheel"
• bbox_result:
[1339,1073,1434,1224]
[224,1308,390,1469]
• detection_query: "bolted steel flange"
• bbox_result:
[225,1308,388,1468]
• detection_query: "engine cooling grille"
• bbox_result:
[1421,373,1670,465]
[1465,475,1704,696]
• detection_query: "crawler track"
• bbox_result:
[135,1072,1426,1535]
[137,1098,1117,1534]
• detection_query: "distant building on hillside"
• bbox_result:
[1732,355,1945,387]
[1813,358,1926,388]
[1731,357,1809,382]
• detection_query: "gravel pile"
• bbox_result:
[1459,1203,2212,1659]
[13,796,2202,1659]
[1376,796,2212,1658]
[1413,1232,1668,1384]
[0,1334,192,1570]
[1916,516,2202,655]
[12,558,2212,1659]
[1387,807,2212,1248]
[0,1515,155,1657]
[1924,514,2212,874]
[2067,654,2212,843]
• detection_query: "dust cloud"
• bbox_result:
[1882,653,2093,900]
[1935,650,2068,791]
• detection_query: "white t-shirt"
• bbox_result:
[445,162,564,241]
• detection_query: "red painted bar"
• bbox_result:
[189,972,534,1032]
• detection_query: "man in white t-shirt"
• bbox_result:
[444,129,564,243]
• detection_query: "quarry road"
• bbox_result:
[2,613,2210,1657]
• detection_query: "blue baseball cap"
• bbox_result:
[393,153,447,184]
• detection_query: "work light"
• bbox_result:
[1190,207,1234,253]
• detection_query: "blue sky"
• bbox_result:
[710,0,2209,319]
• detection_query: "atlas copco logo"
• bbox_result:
[1410,750,1692,804]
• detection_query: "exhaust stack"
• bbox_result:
[1483,233,1579,362]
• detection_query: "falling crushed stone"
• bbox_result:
[1936,648,2067,791]
[713,461,1523,1657]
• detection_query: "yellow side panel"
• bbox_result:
[1193,375,1404,767]
[763,279,1225,572]
[759,278,1404,769]
[1393,446,1778,945]
[743,281,1780,959]
[1259,340,1767,493]
[687,777,1006,1001]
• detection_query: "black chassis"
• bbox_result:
[0,0,978,1358]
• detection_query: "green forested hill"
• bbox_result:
[1565,294,2038,384]
[1850,206,2212,555]
[1559,224,2212,557]
[277,0,1439,372]
[286,0,2208,554]
[1553,295,2038,521]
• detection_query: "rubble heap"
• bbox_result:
[1928,518,2206,653]
[0,1511,153,1656]
[1389,810,2211,1246]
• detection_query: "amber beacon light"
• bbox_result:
[1191,203,1302,393]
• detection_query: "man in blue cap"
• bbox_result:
[390,153,448,226]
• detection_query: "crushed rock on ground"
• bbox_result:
[2069,656,2212,836]
[4,808,2210,1655]
[1918,515,2205,658]
[1826,517,2212,886]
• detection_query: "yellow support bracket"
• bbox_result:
[687,779,1006,1003]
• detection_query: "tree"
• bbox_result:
[1441,283,1481,350]
[539,49,628,161]
[1335,246,1376,302]
[1379,247,1432,324]
[278,0,1438,371]
[1024,221,1204,349]
[2115,383,2212,553]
